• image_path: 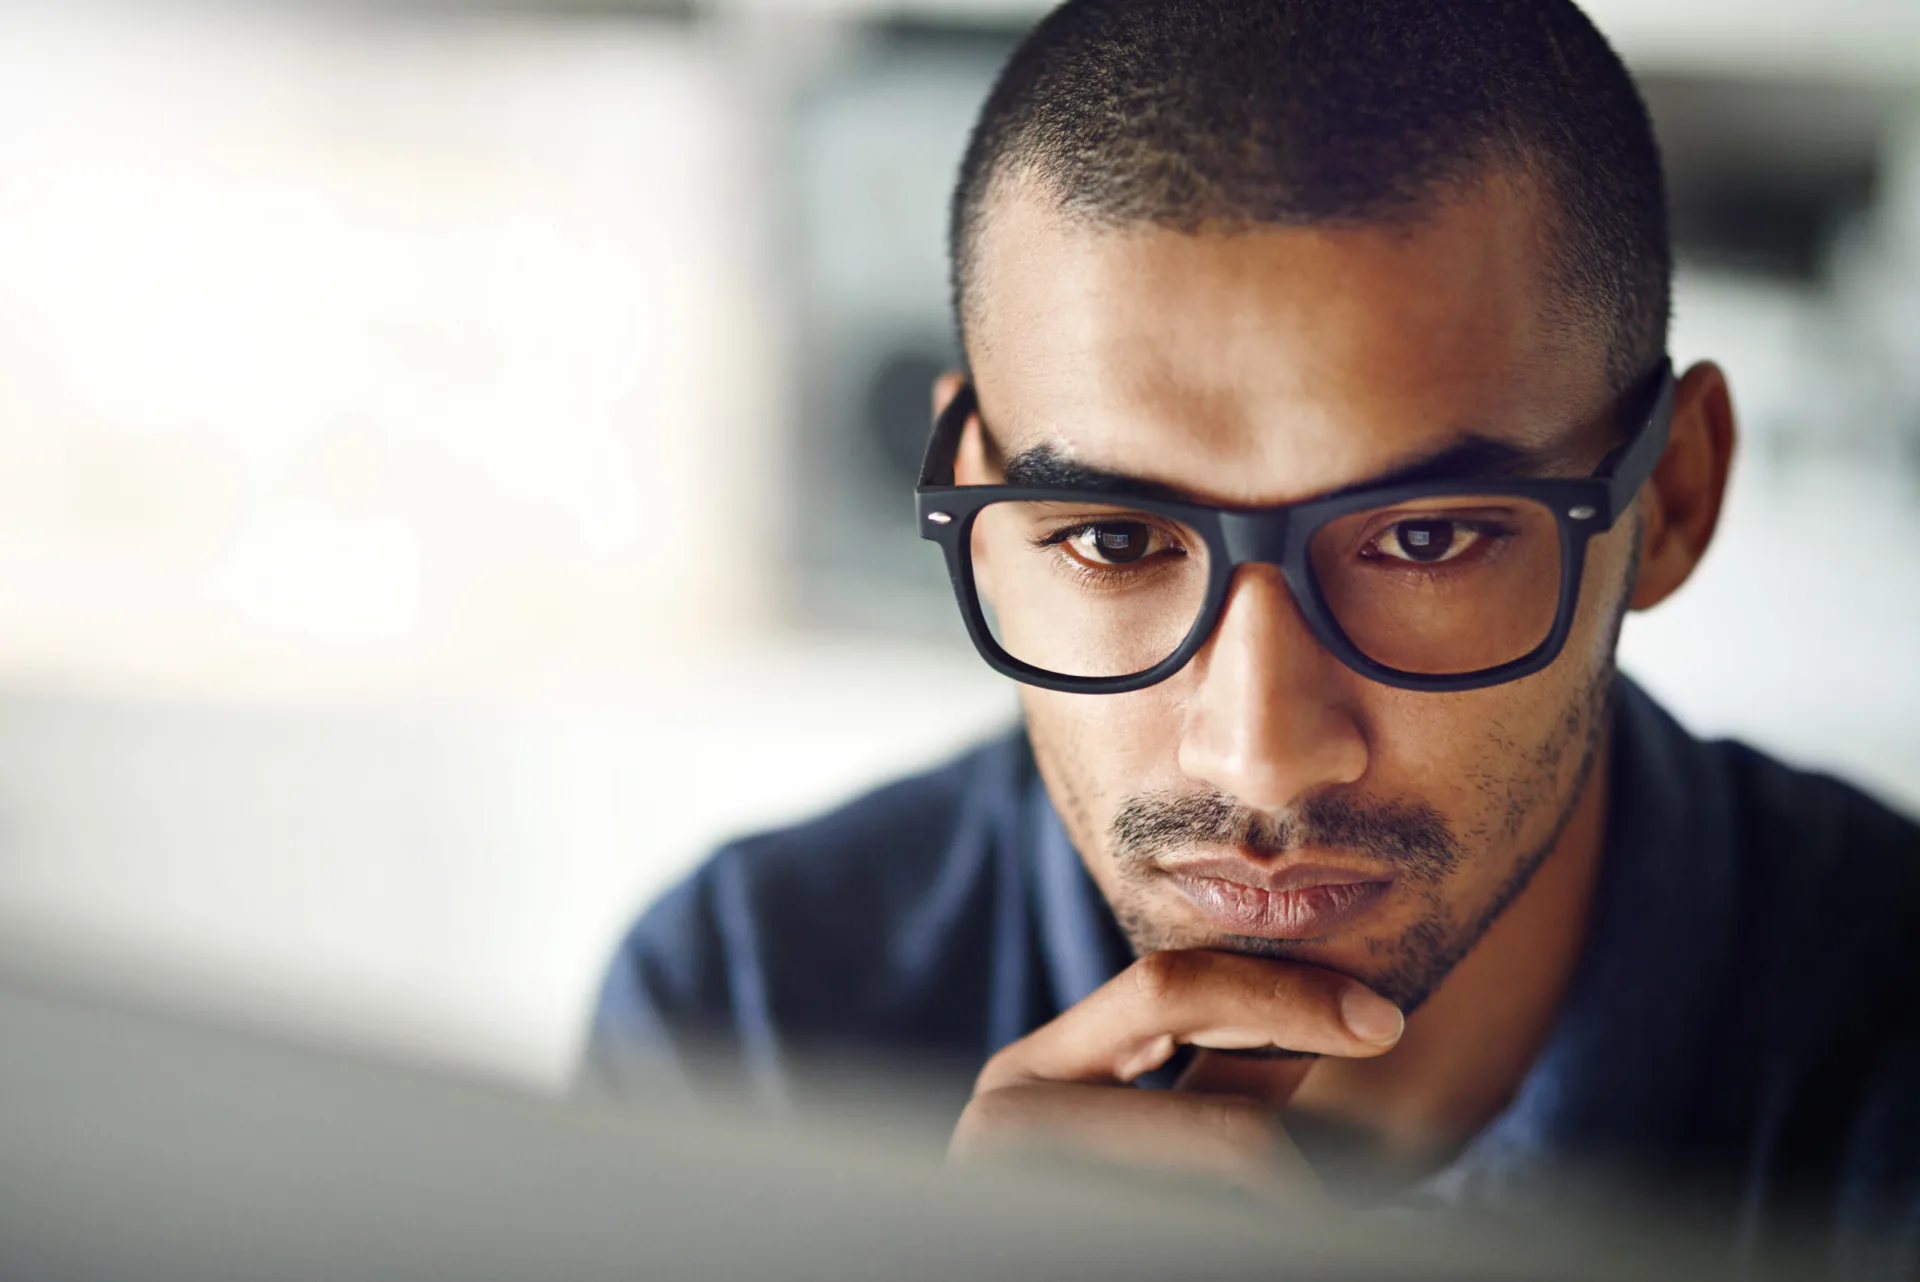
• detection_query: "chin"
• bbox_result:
[1120,891,1450,1010]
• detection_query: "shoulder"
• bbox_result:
[682,726,1036,968]
[1614,681,1920,1008]
[584,729,1036,1093]
[1692,734,1920,1249]
[1711,739,1920,981]
[1617,675,1920,975]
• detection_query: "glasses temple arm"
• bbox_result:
[1597,359,1677,516]
[917,382,977,489]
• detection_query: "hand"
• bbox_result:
[948,949,1405,1192]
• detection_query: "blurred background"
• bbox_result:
[0,0,1914,1090]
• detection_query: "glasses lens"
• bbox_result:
[1307,496,1563,675]
[968,500,1211,680]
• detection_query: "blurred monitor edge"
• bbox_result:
[0,956,1823,1282]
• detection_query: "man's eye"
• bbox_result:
[1364,519,1482,565]
[1064,521,1167,566]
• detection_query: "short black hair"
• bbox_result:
[949,0,1670,393]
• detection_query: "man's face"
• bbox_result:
[956,174,1643,1013]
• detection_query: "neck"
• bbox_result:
[1285,718,1614,1174]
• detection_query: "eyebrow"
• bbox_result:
[996,431,1566,505]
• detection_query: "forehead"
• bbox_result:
[965,176,1613,504]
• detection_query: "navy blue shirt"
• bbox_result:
[588,679,1920,1273]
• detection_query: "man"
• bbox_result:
[588,0,1920,1269]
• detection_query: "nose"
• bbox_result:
[1177,565,1369,813]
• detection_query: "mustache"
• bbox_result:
[1109,790,1462,884]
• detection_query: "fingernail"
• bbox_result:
[1117,1034,1177,1081]
[1340,986,1405,1045]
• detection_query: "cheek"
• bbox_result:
[1019,685,1187,841]
[1359,670,1594,854]
[1354,689,1517,803]
[1368,516,1631,805]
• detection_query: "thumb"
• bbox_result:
[1175,1048,1318,1104]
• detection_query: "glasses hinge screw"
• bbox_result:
[1568,506,1596,520]
[927,511,954,524]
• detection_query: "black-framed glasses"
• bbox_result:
[915,362,1675,694]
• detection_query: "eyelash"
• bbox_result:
[1367,515,1505,543]
[1020,505,1527,593]
[1031,522,1188,578]
[1027,517,1517,584]
[1357,518,1518,571]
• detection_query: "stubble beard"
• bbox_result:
[1099,661,1619,1017]
[1029,515,1641,1020]
[1027,503,1642,1036]
[1025,593,1627,1019]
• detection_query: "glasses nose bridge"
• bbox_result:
[1216,509,1292,568]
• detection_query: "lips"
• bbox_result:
[1162,858,1392,939]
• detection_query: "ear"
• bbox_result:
[1630,361,1737,610]
[930,368,998,485]
[931,369,967,421]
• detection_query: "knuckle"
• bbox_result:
[1268,966,1321,1010]
[952,1087,1029,1151]
[972,1045,1024,1094]
[1130,949,1198,1006]
[1270,966,1344,1030]
[1191,1096,1280,1156]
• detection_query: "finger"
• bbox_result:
[975,949,1403,1094]
[1174,1047,1319,1103]
[950,1081,1320,1194]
